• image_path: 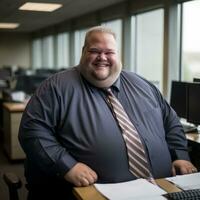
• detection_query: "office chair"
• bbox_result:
[3,172,22,200]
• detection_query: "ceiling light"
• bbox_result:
[0,23,19,29]
[19,2,62,12]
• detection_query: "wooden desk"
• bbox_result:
[186,133,200,144]
[73,179,181,200]
[3,102,26,160]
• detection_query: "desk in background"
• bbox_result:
[186,133,200,143]
[73,179,181,200]
[3,102,26,160]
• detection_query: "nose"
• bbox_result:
[97,52,107,60]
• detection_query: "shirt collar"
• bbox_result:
[111,77,120,92]
[78,69,121,93]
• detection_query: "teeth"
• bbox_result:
[96,63,107,67]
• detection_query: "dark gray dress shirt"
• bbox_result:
[19,66,190,186]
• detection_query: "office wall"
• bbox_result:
[0,32,31,69]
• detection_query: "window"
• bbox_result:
[74,28,88,65]
[32,35,56,69]
[56,32,70,68]
[42,35,54,68]
[31,38,42,69]
[130,9,164,92]
[102,19,122,59]
[182,0,200,81]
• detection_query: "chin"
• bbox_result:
[92,75,119,88]
[93,71,110,80]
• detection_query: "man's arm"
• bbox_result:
[152,84,197,175]
[18,78,77,179]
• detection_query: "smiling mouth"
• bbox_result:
[94,62,109,68]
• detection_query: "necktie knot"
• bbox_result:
[105,88,117,100]
[105,88,112,95]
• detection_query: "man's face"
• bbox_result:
[79,32,122,88]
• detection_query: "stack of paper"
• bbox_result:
[166,172,200,190]
[95,178,166,200]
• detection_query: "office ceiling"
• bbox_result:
[0,0,126,33]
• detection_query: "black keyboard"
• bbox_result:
[182,125,197,133]
[163,189,200,200]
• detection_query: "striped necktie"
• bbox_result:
[105,88,153,179]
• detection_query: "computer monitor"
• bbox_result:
[15,75,27,91]
[0,68,12,89]
[27,75,48,94]
[187,83,200,125]
[36,68,58,76]
[15,75,48,95]
[0,68,12,80]
[170,81,188,119]
[193,78,200,83]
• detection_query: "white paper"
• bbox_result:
[95,179,166,200]
[11,91,26,102]
[166,172,200,190]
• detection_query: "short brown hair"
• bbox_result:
[83,26,116,48]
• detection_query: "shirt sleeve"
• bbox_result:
[151,84,190,162]
[18,77,77,179]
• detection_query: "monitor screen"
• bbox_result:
[170,81,188,119]
[36,69,58,76]
[187,83,200,125]
[0,68,12,80]
[28,75,48,94]
[15,75,48,95]
[193,78,200,83]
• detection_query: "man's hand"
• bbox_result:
[64,162,98,187]
[172,160,198,176]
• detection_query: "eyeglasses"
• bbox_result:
[87,48,116,56]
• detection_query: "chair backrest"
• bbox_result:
[3,172,22,200]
